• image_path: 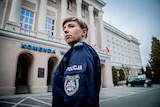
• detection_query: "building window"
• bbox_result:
[112,37,114,43]
[19,8,34,30]
[81,7,85,16]
[67,0,72,10]
[49,0,56,3]
[45,17,55,36]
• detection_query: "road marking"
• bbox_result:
[0,100,44,107]
[100,92,136,102]
[12,97,28,107]
[0,100,15,104]
[9,96,51,107]
[100,86,159,103]
[28,97,52,106]
[34,96,52,99]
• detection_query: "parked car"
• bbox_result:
[126,75,153,87]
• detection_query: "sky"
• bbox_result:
[102,0,160,68]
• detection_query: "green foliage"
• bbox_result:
[141,67,145,74]
[112,66,125,85]
[119,69,125,81]
[112,66,118,85]
[145,64,152,79]
[149,37,160,83]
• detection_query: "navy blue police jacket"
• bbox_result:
[52,42,101,107]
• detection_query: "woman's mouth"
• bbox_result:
[65,35,71,40]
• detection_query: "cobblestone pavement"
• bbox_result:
[0,85,159,107]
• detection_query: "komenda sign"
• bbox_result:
[21,43,56,54]
[20,43,106,62]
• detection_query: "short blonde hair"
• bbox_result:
[62,17,88,38]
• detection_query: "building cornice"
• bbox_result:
[83,0,106,11]
[0,29,70,49]
[83,0,106,6]
[97,0,106,6]
[103,21,140,45]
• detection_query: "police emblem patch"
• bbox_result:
[64,74,80,96]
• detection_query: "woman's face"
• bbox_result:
[63,21,87,46]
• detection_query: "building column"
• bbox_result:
[38,0,47,32]
[88,5,95,45]
[9,0,22,24]
[76,0,82,17]
[60,0,67,37]
[37,0,47,32]
[98,11,105,50]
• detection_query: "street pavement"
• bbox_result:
[100,85,160,107]
[0,85,160,107]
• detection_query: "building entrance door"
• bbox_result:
[47,57,58,92]
[15,53,32,94]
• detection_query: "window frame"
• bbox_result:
[67,0,72,10]
[19,7,35,30]
[45,16,56,37]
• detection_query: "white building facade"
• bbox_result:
[0,0,141,95]
[104,22,142,78]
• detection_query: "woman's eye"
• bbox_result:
[69,24,74,28]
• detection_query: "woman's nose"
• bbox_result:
[64,28,68,34]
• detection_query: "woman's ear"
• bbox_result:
[82,28,87,37]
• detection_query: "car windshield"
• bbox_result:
[128,74,151,81]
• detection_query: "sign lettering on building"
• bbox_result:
[21,43,56,54]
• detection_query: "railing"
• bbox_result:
[5,22,62,43]
[20,28,37,37]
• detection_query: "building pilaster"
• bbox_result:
[88,5,95,45]
[60,0,67,37]
[9,0,22,24]
[37,0,47,32]
[98,11,105,49]
[76,0,82,17]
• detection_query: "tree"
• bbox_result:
[149,37,160,83]
[112,66,118,85]
[119,68,125,81]
[145,64,152,79]
[112,66,125,85]
[141,67,145,74]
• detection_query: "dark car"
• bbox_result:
[126,75,153,87]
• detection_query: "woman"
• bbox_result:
[52,17,101,107]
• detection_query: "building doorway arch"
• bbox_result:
[47,57,58,92]
[15,53,33,94]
